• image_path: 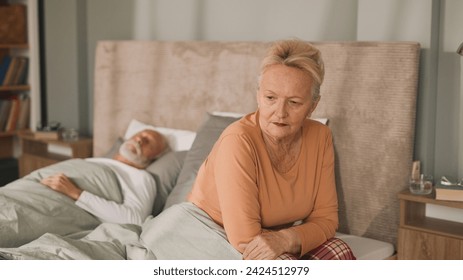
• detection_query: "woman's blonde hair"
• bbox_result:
[259,39,325,101]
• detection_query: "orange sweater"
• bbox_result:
[188,112,338,256]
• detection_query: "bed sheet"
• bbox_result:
[0,158,122,248]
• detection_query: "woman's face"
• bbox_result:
[257,64,318,143]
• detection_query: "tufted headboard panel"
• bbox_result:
[93,41,420,246]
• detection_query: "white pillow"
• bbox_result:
[313,118,328,125]
[211,111,246,118]
[124,119,196,151]
[211,111,328,125]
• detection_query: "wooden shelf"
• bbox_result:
[0,85,30,91]
[403,216,463,240]
[0,43,28,49]
[398,190,463,210]
[0,129,29,137]
[0,131,17,137]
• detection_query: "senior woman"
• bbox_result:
[142,39,355,260]
[187,39,354,260]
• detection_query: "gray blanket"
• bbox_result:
[0,159,122,248]
[0,202,241,260]
[0,223,149,260]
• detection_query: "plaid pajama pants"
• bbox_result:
[277,237,356,260]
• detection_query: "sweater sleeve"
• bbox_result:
[292,129,339,256]
[213,134,262,252]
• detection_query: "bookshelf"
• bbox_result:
[0,0,41,184]
[0,2,31,133]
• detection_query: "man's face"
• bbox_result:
[119,129,164,168]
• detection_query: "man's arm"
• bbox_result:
[41,173,83,200]
[41,171,156,225]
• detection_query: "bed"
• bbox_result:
[0,40,420,260]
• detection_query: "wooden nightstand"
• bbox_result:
[397,189,463,259]
[0,132,15,159]
[18,131,93,177]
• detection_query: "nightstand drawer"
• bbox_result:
[398,228,463,259]
[19,153,59,176]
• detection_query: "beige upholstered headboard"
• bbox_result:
[93,41,420,246]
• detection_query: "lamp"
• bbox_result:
[458,41,463,56]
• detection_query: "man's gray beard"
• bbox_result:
[119,139,150,167]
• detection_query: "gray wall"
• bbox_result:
[44,0,463,181]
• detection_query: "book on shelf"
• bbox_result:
[2,56,19,86]
[16,94,29,130]
[0,93,29,132]
[0,98,11,131]
[1,56,28,86]
[435,184,463,202]
[0,55,12,85]
[11,57,28,85]
[4,96,19,132]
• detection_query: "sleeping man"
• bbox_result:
[40,129,168,226]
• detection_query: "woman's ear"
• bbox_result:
[307,96,321,118]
